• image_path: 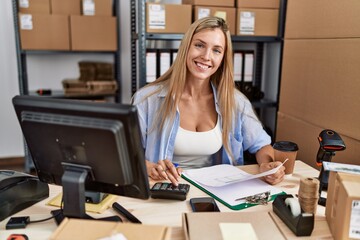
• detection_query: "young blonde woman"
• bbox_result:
[132,17,285,186]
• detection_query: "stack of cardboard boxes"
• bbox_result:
[18,0,116,51]
[276,0,360,169]
[145,0,280,37]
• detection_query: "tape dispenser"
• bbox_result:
[272,194,314,236]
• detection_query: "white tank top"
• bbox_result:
[173,119,222,169]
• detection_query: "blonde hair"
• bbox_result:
[145,17,236,160]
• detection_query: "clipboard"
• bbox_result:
[182,174,285,211]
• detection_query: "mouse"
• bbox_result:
[0,170,49,221]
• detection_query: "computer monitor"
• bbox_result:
[12,95,150,223]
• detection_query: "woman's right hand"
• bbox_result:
[146,159,182,186]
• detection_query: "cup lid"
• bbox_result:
[273,141,299,151]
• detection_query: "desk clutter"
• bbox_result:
[4,161,360,240]
[62,61,118,96]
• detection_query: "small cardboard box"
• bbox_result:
[325,172,360,240]
[236,0,280,9]
[18,0,50,14]
[51,0,81,15]
[236,8,279,36]
[19,13,70,50]
[183,0,234,7]
[50,218,171,240]
[183,212,285,240]
[70,15,117,51]
[194,6,236,34]
[146,3,192,34]
[82,0,113,16]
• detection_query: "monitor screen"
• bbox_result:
[12,95,150,221]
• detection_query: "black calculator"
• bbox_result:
[150,182,190,201]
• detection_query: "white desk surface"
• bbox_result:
[0,161,333,240]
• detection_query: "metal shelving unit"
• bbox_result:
[131,0,287,139]
[12,0,122,103]
[12,0,122,172]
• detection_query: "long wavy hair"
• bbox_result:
[144,16,236,159]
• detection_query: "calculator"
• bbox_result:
[150,182,190,201]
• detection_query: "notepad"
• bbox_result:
[182,165,284,210]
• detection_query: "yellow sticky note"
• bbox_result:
[46,193,118,214]
[214,11,227,21]
[220,223,258,240]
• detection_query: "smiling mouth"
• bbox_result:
[195,61,211,70]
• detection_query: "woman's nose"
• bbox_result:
[201,48,211,60]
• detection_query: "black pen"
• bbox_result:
[112,202,142,224]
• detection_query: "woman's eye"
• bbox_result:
[213,49,222,54]
[195,43,204,48]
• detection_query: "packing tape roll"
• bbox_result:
[285,198,301,217]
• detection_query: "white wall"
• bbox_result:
[0,1,132,158]
[0,1,24,157]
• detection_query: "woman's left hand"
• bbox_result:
[259,161,285,185]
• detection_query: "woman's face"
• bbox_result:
[186,28,226,82]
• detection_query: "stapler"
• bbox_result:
[0,170,49,221]
[272,194,314,236]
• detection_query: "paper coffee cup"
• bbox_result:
[273,141,299,175]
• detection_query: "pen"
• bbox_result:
[173,163,179,168]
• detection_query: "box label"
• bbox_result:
[239,11,255,35]
[214,11,227,21]
[198,8,210,19]
[19,0,29,8]
[350,200,360,239]
[149,4,165,29]
[83,0,95,16]
[20,14,33,30]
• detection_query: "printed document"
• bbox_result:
[182,164,284,208]
[184,161,285,187]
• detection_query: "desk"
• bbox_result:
[0,161,333,239]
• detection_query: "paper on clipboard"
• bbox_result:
[184,159,287,187]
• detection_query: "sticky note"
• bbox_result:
[220,223,258,240]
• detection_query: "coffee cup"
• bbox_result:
[273,141,299,175]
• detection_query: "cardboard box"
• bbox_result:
[325,172,360,240]
[236,0,280,9]
[285,0,360,39]
[51,0,81,15]
[276,112,360,170]
[194,6,236,34]
[19,14,70,50]
[183,0,234,7]
[279,39,360,141]
[146,3,192,34]
[50,218,171,240]
[70,16,117,51]
[18,0,50,14]
[183,212,285,240]
[82,0,113,16]
[236,8,279,36]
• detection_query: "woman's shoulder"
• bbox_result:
[234,89,252,106]
[133,84,165,104]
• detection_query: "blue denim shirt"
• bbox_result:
[132,83,271,166]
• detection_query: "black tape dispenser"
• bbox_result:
[272,194,314,236]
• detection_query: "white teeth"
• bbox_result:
[196,62,209,70]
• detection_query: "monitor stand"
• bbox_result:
[52,164,122,225]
